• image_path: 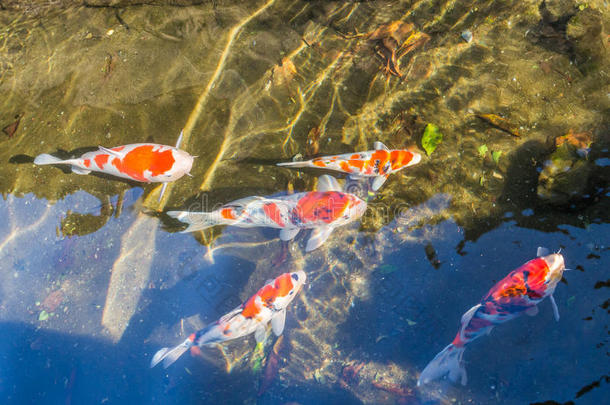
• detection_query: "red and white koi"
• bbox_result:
[277,141,421,191]
[167,175,366,252]
[150,271,306,369]
[34,131,194,199]
[418,248,566,386]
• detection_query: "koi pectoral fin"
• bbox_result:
[157,182,168,202]
[525,305,539,317]
[371,175,388,191]
[71,166,92,175]
[255,325,267,343]
[306,226,334,252]
[279,228,300,241]
[316,175,341,192]
[373,141,389,151]
[550,295,560,321]
[174,129,184,149]
[271,309,286,336]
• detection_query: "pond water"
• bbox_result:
[0,1,608,404]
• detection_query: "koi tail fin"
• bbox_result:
[276,161,311,169]
[150,338,193,369]
[167,210,222,232]
[33,154,90,174]
[417,344,467,386]
[34,154,65,165]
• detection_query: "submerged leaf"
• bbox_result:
[492,150,503,163]
[475,113,522,137]
[421,124,443,156]
[478,144,488,157]
[38,310,49,321]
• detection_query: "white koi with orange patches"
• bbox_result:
[150,271,306,369]
[34,142,194,183]
[168,191,365,236]
[277,141,421,191]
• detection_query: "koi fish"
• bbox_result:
[167,175,366,252]
[277,141,421,191]
[150,271,306,369]
[418,248,566,386]
[34,131,194,199]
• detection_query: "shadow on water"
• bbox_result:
[0,248,363,404]
[0,320,363,404]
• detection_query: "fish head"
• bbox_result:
[391,149,421,172]
[272,271,306,310]
[542,253,566,289]
[347,194,367,220]
[159,149,194,181]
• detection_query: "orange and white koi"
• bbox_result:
[277,141,421,191]
[167,175,366,251]
[34,131,194,199]
[150,271,306,369]
[418,248,566,386]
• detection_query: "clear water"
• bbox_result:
[0,1,608,404]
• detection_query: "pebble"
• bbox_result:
[461,30,473,43]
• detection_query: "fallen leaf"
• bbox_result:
[366,21,430,78]
[38,310,50,321]
[555,129,592,150]
[306,125,321,155]
[3,114,22,138]
[492,150,503,163]
[421,123,443,156]
[475,113,522,137]
[42,290,64,312]
[478,144,488,157]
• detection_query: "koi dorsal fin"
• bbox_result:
[98,146,124,159]
[316,175,341,192]
[374,141,390,151]
[537,247,550,257]
[174,129,184,149]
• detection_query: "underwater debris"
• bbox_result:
[555,129,592,157]
[258,335,285,396]
[474,113,523,137]
[537,131,595,205]
[42,289,64,313]
[461,30,473,43]
[102,53,116,80]
[424,243,441,269]
[365,21,429,78]
[339,362,364,389]
[2,114,22,138]
[371,379,413,401]
[306,125,322,156]
[267,57,297,89]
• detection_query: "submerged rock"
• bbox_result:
[537,132,594,205]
